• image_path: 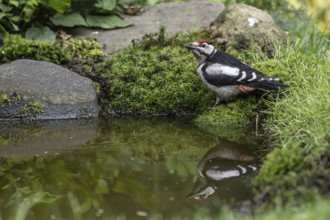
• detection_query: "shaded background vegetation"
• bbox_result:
[1,0,329,41]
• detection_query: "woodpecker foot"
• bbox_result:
[211,98,221,109]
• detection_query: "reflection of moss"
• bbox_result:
[95,118,214,162]
[0,134,9,145]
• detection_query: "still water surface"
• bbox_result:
[0,118,261,219]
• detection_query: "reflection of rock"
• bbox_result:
[0,119,98,157]
[187,140,258,200]
[0,59,98,120]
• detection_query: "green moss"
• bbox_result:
[252,42,330,205]
[0,92,10,107]
[0,35,106,65]
[252,59,288,79]
[194,96,260,143]
[101,31,213,115]
[196,100,261,144]
[0,35,70,64]
[60,38,106,60]
[25,102,44,114]
[14,101,45,117]
[0,92,21,107]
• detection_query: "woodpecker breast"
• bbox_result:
[197,63,241,101]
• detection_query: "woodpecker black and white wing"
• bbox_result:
[211,51,250,69]
[202,52,287,91]
[200,62,264,85]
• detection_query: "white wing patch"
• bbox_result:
[247,72,257,81]
[237,71,246,82]
[206,169,240,180]
[237,165,247,174]
[206,64,240,77]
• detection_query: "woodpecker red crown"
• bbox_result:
[194,39,211,44]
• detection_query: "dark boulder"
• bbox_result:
[0,59,98,120]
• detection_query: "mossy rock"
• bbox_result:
[210,3,288,57]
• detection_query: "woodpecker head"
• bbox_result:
[185,39,216,65]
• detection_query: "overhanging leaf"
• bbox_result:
[85,15,132,29]
[94,0,116,11]
[50,13,87,27]
[0,13,8,20]
[25,26,56,42]
[44,0,71,13]
[8,0,19,7]
[0,3,13,12]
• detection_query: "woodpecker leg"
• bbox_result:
[212,97,221,109]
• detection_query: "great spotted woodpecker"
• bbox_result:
[185,39,288,107]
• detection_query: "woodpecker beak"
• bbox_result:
[185,45,197,50]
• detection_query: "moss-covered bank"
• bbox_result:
[252,42,330,205]
[0,29,283,125]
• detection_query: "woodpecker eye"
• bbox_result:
[201,43,207,48]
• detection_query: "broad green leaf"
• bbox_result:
[14,191,61,220]
[23,1,38,23]
[9,20,19,31]
[50,13,87,27]
[112,176,153,206]
[95,178,109,194]
[86,15,131,29]
[94,0,116,11]
[0,13,8,19]
[25,26,56,42]
[43,0,71,13]
[10,15,20,22]
[0,3,13,12]
[8,0,19,7]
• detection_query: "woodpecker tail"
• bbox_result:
[248,80,288,91]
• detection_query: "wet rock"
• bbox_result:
[210,3,288,57]
[0,59,98,120]
[72,1,225,54]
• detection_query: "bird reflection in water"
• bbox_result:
[187,140,259,200]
